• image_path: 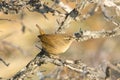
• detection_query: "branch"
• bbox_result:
[8,48,120,80]
[8,49,104,80]
[0,57,9,66]
[55,0,72,13]
[74,26,120,42]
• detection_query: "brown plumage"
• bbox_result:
[36,24,74,55]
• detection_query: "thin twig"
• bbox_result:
[0,57,9,66]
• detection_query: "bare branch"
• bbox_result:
[74,26,120,42]
[8,48,120,80]
[0,57,9,66]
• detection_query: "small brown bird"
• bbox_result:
[36,24,74,55]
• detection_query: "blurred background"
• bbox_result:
[0,0,120,79]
